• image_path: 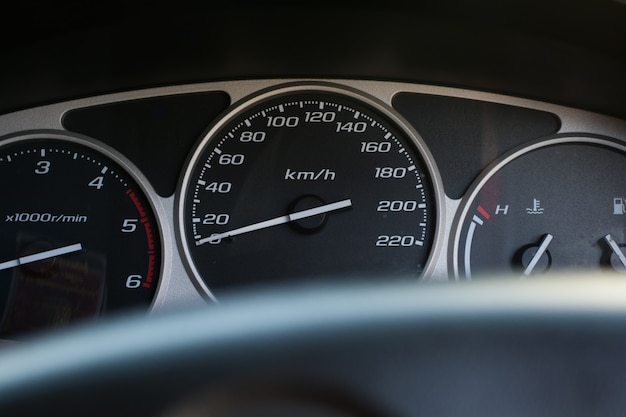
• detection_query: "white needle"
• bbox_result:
[604,234,626,269]
[196,199,352,246]
[0,243,83,272]
[522,233,554,277]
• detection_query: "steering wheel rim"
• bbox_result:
[2,277,626,417]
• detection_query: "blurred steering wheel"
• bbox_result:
[2,277,626,417]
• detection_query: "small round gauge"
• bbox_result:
[0,132,162,338]
[453,135,626,280]
[177,83,443,298]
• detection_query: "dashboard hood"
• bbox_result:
[1,1,625,119]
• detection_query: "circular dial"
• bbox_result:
[0,133,162,338]
[178,84,442,297]
[453,136,626,279]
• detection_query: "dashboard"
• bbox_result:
[1,1,626,415]
[1,77,625,339]
[0,0,625,339]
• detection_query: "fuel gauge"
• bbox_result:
[452,135,626,280]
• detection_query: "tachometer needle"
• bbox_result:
[604,234,626,269]
[196,199,352,246]
[0,243,83,272]
[522,233,554,277]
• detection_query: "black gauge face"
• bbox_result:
[179,85,441,297]
[0,134,161,338]
[454,137,626,279]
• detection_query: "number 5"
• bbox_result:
[121,219,138,233]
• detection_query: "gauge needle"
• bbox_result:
[196,199,352,246]
[0,243,83,272]
[522,233,554,277]
[604,234,626,269]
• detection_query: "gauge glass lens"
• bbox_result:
[0,135,161,338]
[179,86,440,296]
[454,137,626,279]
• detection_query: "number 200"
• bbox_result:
[377,200,417,212]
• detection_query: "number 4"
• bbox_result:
[88,176,104,189]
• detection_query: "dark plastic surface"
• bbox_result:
[0,2,624,120]
[393,93,561,198]
[63,92,230,196]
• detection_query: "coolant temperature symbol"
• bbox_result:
[526,199,544,215]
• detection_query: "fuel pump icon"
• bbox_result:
[613,198,626,215]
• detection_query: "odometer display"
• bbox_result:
[178,84,442,297]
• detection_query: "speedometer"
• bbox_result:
[177,83,443,298]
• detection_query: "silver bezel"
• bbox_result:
[175,81,447,300]
[0,129,172,314]
[450,134,626,279]
[0,78,624,304]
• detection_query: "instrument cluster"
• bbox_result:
[0,79,625,339]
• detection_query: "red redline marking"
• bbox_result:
[477,205,491,220]
[126,188,147,218]
[144,222,155,251]
[127,188,158,289]
[146,254,155,283]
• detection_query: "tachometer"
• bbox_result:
[178,83,443,298]
[0,132,163,338]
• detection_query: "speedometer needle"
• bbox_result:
[196,199,352,246]
[0,243,83,272]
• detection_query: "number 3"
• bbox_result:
[35,160,50,174]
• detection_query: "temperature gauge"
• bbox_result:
[453,135,626,280]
